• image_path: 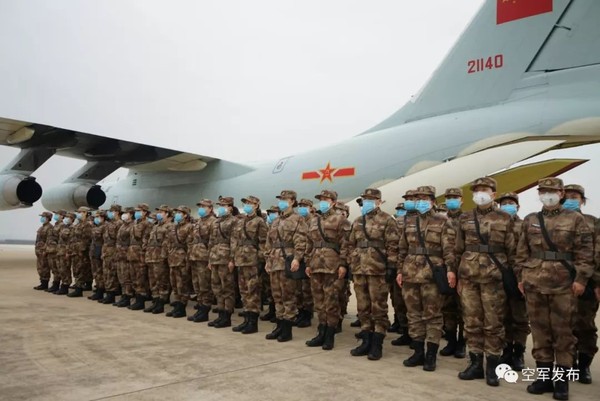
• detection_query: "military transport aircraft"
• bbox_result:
[1,0,599,216]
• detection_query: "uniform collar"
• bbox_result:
[280,208,294,218]
[476,205,495,215]
[542,207,562,217]
[447,209,462,218]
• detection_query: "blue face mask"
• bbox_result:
[278,200,289,211]
[134,211,143,220]
[404,200,416,211]
[197,207,207,217]
[361,200,376,215]
[107,211,115,220]
[217,206,227,217]
[63,217,72,225]
[267,213,278,224]
[53,214,59,222]
[395,210,407,217]
[500,204,518,216]
[40,216,47,223]
[415,200,432,214]
[562,199,580,211]
[297,207,309,217]
[243,204,254,214]
[445,199,461,211]
[174,213,183,223]
[75,213,83,221]
[147,218,155,224]
[156,213,164,221]
[94,217,101,225]
[319,201,331,214]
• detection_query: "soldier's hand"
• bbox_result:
[228,261,235,272]
[305,267,312,277]
[208,264,212,271]
[518,282,525,296]
[572,281,585,297]
[396,273,402,288]
[447,272,456,288]
[595,286,600,302]
[337,266,346,280]
[290,259,300,272]
[265,264,272,274]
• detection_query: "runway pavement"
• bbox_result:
[0,245,598,401]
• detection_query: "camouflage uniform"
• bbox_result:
[398,186,456,369]
[305,190,350,349]
[69,207,93,293]
[88,211,105,300]
[348,188,399,360]
[100,205,123,304]
[188,200,216,310]
[259,205,278,322]
[334,201,352,325]
[166,206,194,313]
[56,212,75,292]
[45,212,64,292]
[147,205,172,306]
[295,198,316,327]
[34,212,53,288]
[390,202,410,344]
[127,204,153,309]
[116,208,134,299]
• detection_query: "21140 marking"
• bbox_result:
[467,54,504,74]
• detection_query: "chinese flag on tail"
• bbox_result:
[497,0,553,25]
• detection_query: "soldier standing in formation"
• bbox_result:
[114,207,134,307]
[68,207,93,297]
[99,205,122,305]
[45,211,64,293]
[294,198,315,328]
[166,206,194,318]
[33,211,53,290]
[390,202,411,347]
[128,204,153,310]
[56,211,75,295]
[88,210,106,301]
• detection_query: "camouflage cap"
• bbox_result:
[217,196,234,206]
[195,199,213,207]
[537,177,564,191]
[109,204,122,212]
[266,205,280,213]
[276,190,297,200]
[360,188,381,199]
[402,189,416,199]
[564,184,585,197]
[395,202,405,210]
[94,210,107,217]
[497,192,519,204]
[54,209,67,216]
[77,206,91,213]
[298,198,314,207]
[334,201,349,213]
[174,205,191,214]
[315,189,338,201]
[39,211,53,218]
[470,177,497,191]
[155,204,171,212]
[241,195,260,205]
[135,203,150,212]
[444,187,463,197]
[122,207,135,213]
[414,185,436,197]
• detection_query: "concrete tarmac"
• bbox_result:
[0,245,598,401]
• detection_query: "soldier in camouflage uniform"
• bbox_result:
[260,205,279,323]
[68,207,93,297]
[144,205,172,314]
[294,198,316,328]
[348,188,399,360]
[187,200,217,322]
[231,195,268,334]
[398,186,457,371]
[34,211,53,290]
[55,211,75,295]
[456,177,515,386]
[88,210,106,300]
[439,188,466,358]
[334,200,352,333]
[304,190,350,350]
[207,197,238,327]
[113,207,134,307]
[127,204,153,310]
[562,184,599,384]
[390,202,411,347]
[45,211,65,293]
[496,192,529,371]
[99,204,123,305]
[516,178,594,400]
[165,206,194,318]
[264,190,308,342]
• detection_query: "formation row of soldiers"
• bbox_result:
[33,177,599,401]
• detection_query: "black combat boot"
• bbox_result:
[440,332,457,356]
[322,325,336,351]
[553,367,569,401]
[306,324,326,347]
[128,294,146,310]
[266,320,283,340]
[512,343,526,371]
[214,311,232,327]
[403,341,425,367]
[350,331,372,357]
[277,319,293,342]
[171,302,187,318]
[292,309,304,326]
[151,298,166,314]
[34,280,49,290]
[500,343,513,365]
[458,352,485,380]
[232,313,249,332]
[578,353,592,384]
[115,294,131,308]
[388,316,400,333]
[368,332,385,360]
[193,305,211,322]
[391,328,412,346]
[89,288,104,301]
[241,312,259,334]
[100,291,115,304]
[46,281,60,293]
[67,287,83,298]
[56,284,69,295]
[526,362,554,394]
[83,281,93,291]
[208,311,224,326]
[486,354,500,386]
[296,310,313,328]
[336,319,343,334]
[145,297,158,313]
[454,327,466,358]
[260,302,276,322]
[423,342,439,371]
[350,318,361,327]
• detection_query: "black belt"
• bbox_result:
[531,251,574,261]
[314,241,340,252]
[466,245,506,254]
[273,241,294,248]
[357,240,384,249]
[408,247,442,257]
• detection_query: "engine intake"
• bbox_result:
[0,174,43,210]
[41,183,106,211]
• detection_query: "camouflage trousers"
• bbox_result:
[149,261,170,300]
[390,281,408,331]
[72,253,92,288]
[503,295,530,345]
[131,261,150,296]
[574,297,599,356]
[270,270,298,321]
[442,293,463,336]
[403,282,444,344]
[36,252,50,281]
[295,279,314,312]
[58,255,72,286]
[211,264,235,313]
[47,253,60,282]
[102,250,119,292]
[90,257,104,289]
[190,260,212,306]
[310,272,341,326]
[338,279,351,318]
[261,269,272,303]
[526,290,577,367]
[170,263,192,305]
[353,274,390,334]
[238,266,261,313]
[116,258,133,296]
[460,279,506,356]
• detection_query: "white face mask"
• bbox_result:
[122,213,130,222]
[472,191,493,206]
[539,192,561,207]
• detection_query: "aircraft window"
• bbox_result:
[132,179,137,186]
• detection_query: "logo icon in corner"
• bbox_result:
[302,162,355,183]
[496,363,519,384]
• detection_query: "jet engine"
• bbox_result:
[0,174,43,210]
[41,183,106,211]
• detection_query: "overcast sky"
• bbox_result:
[0,0,598,240]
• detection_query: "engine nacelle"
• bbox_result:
[41,183,106,211]
[0,174,43,210]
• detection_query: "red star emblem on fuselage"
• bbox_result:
[319,162,337,183]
